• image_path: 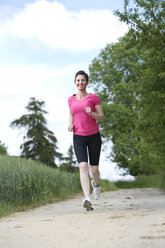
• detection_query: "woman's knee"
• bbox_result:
[79,162,88,171]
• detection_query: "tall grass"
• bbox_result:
[1,155,164,218]
[0,155,117,217]
[0,155,81,216]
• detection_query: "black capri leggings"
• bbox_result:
[73,132,102,166]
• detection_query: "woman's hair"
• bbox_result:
[74,70,89,82]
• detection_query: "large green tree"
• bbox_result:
[89,0,165,176]
[10,97,61,167]
[115,0,165,172]
[89,33,144,176]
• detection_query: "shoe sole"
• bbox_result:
[86,207,94,211]
[83,200,94,211]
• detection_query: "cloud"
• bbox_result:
[0,62,90,155]
[99,162,134,182]
[0,0,128,51]
[0,62,89,97]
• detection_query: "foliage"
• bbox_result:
[0,140,8,155]
[89,33,144,175]
[115,0,165,142]
[10,97,62,167]
[89,0,165,176]
[116,0,165,168]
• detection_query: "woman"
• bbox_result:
[68,70,104,211]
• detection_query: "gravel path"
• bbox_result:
[0,188,165,248]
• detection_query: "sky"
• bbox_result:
[0,0,134,181]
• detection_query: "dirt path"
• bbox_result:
[0,188,165,248]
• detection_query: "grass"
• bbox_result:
[0,155,82,217]
[0,202,14,218]
[0,155,117,218]
[0,154,164,218]
[115,173,165,189]
[99,179,118,191]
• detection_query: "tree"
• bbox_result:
[115,0,165,172]
[10,97,62,167]
[89,0,165,176]
[89,33,144,176]
[59,145,78,173]
[0,140,8,155]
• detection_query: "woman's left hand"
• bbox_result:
[86,106,92,115]
[86,105,104,122]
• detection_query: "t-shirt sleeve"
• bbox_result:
[93,94,101,106]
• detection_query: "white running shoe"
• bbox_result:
[91,180,100,200]
[83,198,94,211]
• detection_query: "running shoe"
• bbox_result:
[91,180,100,200]
[83,198,94,211]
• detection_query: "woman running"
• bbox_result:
[68,70,104,210]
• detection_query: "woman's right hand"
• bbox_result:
[68,123,73,132]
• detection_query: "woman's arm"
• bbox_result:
[86,105,104,122]
[68,109,74,132]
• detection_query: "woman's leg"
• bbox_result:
[88,133,102,187]
[79,162,90,198]
[90,165,100,200]
[90,165,100,186]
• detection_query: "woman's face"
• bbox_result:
[75,74,88,91]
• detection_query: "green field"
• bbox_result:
[0,155,82,217]
[0,155,164,218]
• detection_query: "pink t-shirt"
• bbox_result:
[68,93,101,136]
